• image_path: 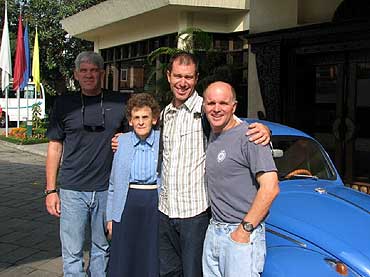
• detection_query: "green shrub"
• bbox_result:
[33,128,47,139]
[32,103,43,129]
[0,135,48,145]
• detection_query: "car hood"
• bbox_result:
[267,181,370,276]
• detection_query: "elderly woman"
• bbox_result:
[106,93,161,277]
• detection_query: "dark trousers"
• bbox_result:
[159,210,210,277]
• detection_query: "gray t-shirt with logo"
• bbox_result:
[205,123,277,223]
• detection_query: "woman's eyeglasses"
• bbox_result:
[81,92,105,132]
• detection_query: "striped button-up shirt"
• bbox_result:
[158,91,208,218]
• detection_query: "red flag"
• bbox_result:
[13,14,26,90]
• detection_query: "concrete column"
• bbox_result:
[247,49,265,118]
[177,11,194,50]
[130,67,134,88]
[250,0,298,33]
[111,64,119,91]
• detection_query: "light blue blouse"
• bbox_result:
[106,130,161,222]
[129,130,157,184]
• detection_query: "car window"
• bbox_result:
[7,89,16,98]
[272,136,336,180]
[24,86,35,98]
[0,85,38,99]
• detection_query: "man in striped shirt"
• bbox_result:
[158,52,271,277]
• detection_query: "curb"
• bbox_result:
[0,139,48,157]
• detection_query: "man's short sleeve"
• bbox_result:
[46,97,65,141]
[244,139,277,176]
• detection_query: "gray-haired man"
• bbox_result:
[45,51,127,276]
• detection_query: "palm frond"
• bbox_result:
[177,27,213,51]
[147,47,182,64]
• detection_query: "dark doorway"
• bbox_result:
[290,50,370,185]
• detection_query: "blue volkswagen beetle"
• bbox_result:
[243,119,370,277]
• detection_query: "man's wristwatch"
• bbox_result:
[44,189,58,196]
[241,220,255,233]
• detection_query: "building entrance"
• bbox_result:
[291,50,370,188]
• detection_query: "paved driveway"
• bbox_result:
[0,142,63,276]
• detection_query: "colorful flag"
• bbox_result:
[13,14,26,91]
[20,23,30,90]
[0,1,12,92]
[32,27,40,93]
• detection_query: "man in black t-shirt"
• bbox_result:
[45,51,127,276]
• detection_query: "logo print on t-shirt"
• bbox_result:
[217,150,226,163]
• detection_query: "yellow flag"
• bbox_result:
[32,27,40,92]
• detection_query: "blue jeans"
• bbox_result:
[159,210,210,277]
[202,219,266,277]
[60,189,110,277]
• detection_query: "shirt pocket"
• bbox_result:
[179,122,204,148]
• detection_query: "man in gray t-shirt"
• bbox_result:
[202,81,280,277]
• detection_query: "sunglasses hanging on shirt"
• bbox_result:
[80,92,105,132]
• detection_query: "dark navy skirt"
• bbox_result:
[108,188,159,277]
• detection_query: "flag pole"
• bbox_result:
[17,7,21,127]
[32,26,40,94]
[5,0,9,136]
[0,0,12,136]
[5,85,9,136]
[26,88,29,121]
[14,5,26,128]
[22,22,30,120]
[5,0,8,136]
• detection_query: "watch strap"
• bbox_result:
[44,189,58,196]
[241,220,255,232]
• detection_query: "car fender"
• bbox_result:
[262,246,359,277]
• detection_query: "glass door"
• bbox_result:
[346,62,370,186]
[292,51,370,190]
[313,63,345,173]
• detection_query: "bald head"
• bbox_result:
[204,81,237,102]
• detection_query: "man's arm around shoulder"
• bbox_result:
[45,140,63,218]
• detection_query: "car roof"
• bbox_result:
[241,118,312,139]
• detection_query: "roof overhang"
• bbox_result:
[61,0,249,47]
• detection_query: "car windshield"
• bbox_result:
[272,136,336,181]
